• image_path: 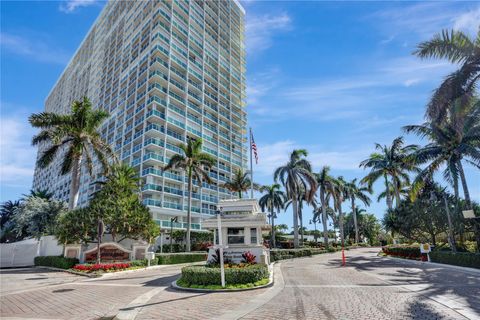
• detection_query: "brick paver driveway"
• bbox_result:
[1,248,479,320]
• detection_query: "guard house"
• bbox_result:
[203,199,270,264]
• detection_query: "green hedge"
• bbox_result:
[34,256,79,269]
[382,246,422,259]
[130,258,159,267]
[430,251,480,269]
[270,248,331,261]
[181,264,269,285]
[157,252,207,264]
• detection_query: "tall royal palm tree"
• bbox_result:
[285,189,314,246]
[414,28,480,122]
[274,149,316,248]
[259,184,287,248]
[163,138,215,252]
[222,168,256,199]
[360,137,418,210]
[343,178,371,243]
[315,166,336,247]
[29,97,115,209]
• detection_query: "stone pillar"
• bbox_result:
[245,227,251,245]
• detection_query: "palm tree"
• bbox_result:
[403,97,480,206]
[360,137,418,209]
[29,97,115,209]
[274,149,317,248]
[22,189,53,201]
[330,176,347,247]
[0,200,20,230]
[258,184,287,248]
[222,168,256,199]
[414,29,480,122]
[163,138,215,252]
[315,166,336,247]
[343,178,371,243]
[285,190,315,246]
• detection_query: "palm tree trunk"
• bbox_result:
[186,170,193,252]
[338,202,345,248]
[458,161,471,207]
[393,180,401,208]
[384,175,393,210]
[443,196,456,253]
[292,198,299,248]
[320,188,329,248]
[68,155,82,210]
[238,190,242,199]
[352,198,359,244]
[271,207,276,248]
[299,204,304,247]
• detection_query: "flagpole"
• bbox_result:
[249,127,254,199]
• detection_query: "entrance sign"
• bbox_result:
[85,244,130,262]
[462,210,475,219]
[420,243,431,253]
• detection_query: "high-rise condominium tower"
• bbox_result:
[32,0,247,231]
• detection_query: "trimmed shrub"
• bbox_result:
[130,258,158,267]
[270,248,329,261]
[181,264,269,285]
[159,244,186,253]
[382,245,422,260]
[34,256,79,269]
[157,252,207,264]
[430,251,480,269]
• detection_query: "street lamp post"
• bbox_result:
[170,216,178,253]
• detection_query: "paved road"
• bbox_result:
[0,248,478,320]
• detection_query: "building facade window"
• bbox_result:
[250,228,257,244]
[227,228,244,244]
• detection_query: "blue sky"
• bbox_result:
[1,1,479,230]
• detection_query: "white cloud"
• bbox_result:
[0,111,37,190]
[254,140,368,179]
[59,0,97,13]
[0,32,70,65]
[245,13,292,55]
[453,7,480,36]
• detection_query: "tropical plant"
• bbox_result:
[360,137,418,209]
[12,197,67,240]
[414,28,480,122]
[314,166,336,247]
[330,176,348,247]
[22,189,53,201]
[274,149,317,248]
[258,184,286,248]
[222,168,257,199]
[163,138,215,252]
[29,97,116,209]
[403,97,480,206]
[0,200,21,242]
[343,178,371,243]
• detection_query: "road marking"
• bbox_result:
[113,287,165,320]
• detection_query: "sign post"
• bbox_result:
[420,243,431,262]
[216,208,226,288]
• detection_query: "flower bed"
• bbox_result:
[180,264,269,286]
[382,245,423,260]
[72,262,133,273]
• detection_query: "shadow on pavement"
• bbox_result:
[324,248,480,316]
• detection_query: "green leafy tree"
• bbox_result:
[29,97,115,209]
[163,138,215,252]
[274,149,317,248]
[414,28,480,122]
[259,184,286,248]
[360,137,418,209]
[343,178,371,243]
[12,197,67,240]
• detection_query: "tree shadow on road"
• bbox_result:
[324,249,480,317]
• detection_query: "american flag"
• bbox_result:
[250,128,258,164]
